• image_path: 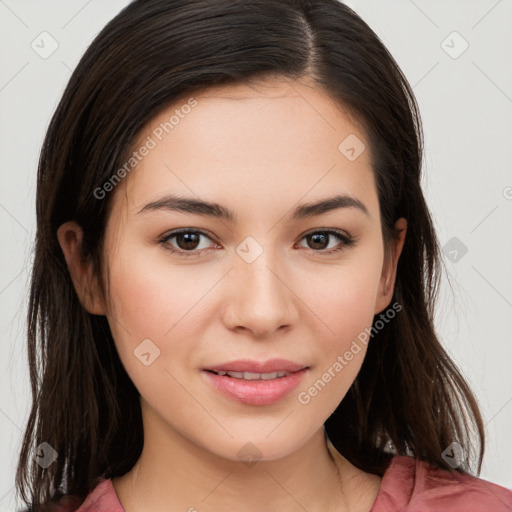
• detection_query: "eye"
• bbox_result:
[158,229,218,257]
[158,228,356,258]
[297,229,356,255]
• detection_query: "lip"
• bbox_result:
[202,367,308,405]
[203,358,308,373]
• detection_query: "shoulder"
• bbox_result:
[74,477,123,512]
[18,478,123,512]
[372,454,512,512]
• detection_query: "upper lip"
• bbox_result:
[203,358,308,374]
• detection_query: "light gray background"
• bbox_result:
[1,0,511,509]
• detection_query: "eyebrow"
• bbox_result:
[137,193,370,222]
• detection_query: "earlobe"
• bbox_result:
[374,218,407,315]
[56,221,106,315]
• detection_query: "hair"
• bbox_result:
[16,0,485,509]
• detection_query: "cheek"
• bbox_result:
[103,243,222,390]
[293,258,382,407]
[299,258,382,345]
[105,243,210,341]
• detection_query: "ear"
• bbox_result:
[56,221,106,315]
[374,217,407,315]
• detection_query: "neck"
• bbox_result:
[112,402,381,512]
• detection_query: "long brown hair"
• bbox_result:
[16,0,485,508]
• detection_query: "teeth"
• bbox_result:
[215,370,290,380]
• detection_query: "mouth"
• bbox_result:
[203,369,300,380]
[202,358,309,375]
[201,359,309,405]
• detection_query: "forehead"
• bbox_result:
[117,77,377,218]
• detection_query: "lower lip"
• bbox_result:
[202,369,308,405]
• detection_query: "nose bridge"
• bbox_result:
[226,236,297,334]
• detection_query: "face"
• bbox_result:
[69,77,405,462]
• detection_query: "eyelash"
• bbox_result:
[157,228,356,258]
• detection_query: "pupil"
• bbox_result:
[309,233,328,250]
[177,232,200,250]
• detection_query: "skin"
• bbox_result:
[57,76,407,512]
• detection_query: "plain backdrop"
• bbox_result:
[0,0,511,509]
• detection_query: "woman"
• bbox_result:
[16,0,512,510]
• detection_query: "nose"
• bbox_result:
[222,247,299,339]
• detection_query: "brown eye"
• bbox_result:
[174,232,202,251]
[298,230,356,254]
[159,229,217,257]
[306,232,330,250]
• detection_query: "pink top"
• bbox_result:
[74,455,512,511]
